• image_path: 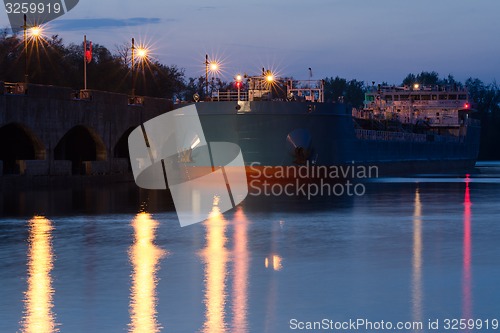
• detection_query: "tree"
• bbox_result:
[182,76,208,101]
[403,71,439,86]
[323,76,365,107]
[465,77,500,159]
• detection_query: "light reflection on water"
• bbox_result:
[1,163,499,332]
[128,212,166,333]
[412,188,423,324]
[462,176,472,322]
[232,207,250,333]
[201,198,229,333]
[20,216,58,333]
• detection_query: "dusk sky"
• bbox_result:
[2,0,499,84]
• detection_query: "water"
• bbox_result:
[1,163,500,332]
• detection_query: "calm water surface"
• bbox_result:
[1,162,500,332]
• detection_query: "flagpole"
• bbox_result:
[84,35,87,90]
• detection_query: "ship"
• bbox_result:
[186,75,480,178]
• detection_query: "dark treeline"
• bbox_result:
[0,30,185,98]
[1,32,499,159]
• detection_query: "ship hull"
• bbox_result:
[191,101,480,176]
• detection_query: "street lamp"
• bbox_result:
[204,54,221,99]
[30,27,42,38]
[136,48,148,60]
[131,38,149,101]
[205,54,209,98]
[21,14,43,85]
[131,38,136,98]
[208,60,219,97]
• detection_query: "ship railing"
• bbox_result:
[367,85,468,93]
[214,90,248,102]
[356,129,427,142]
[356,129,464,143]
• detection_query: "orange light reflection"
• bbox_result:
[232,207,249,333]
[129,212,166,333]
[201,199,228,333]
[412,188,423,324]
[21,216,58,333]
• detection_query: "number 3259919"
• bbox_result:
[5,2,62,14]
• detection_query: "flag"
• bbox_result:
[84,39,92,64]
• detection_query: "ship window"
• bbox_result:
[385,95,393,101]
[400,95,409,101]
[421,95,431,100]
[448,94,457,100]
[439,95,448,100]
[366,95,375,102]
[436,112,440,116]
[412,95,421,101]
[458,94,467,100]
[394,95,399,101]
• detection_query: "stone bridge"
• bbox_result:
[0,82,172,176]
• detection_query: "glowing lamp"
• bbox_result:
[136,48,148,59]
[210,62,218,72]
[30,26,42,37]
[266,74,274,83]
[464,103,470,109]
[413,83,420,90]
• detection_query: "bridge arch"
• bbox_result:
[54,125,107,174]
[114,127,135,171]
[114,127,135,159]
[0,123,46,174]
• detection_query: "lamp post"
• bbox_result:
[22,15,44,84]
[21,15,44,85]
[22,15,28,84]
[131,38,149,102]
[205,54,209,98]
[235,74,242,101]
[131,38,136,99]
[208,60,219,98]
[204,55,220,99]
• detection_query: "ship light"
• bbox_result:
[413,83,420,90]
[464,103,470,109]
[235,74,243,88]
[266,74,274,83]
